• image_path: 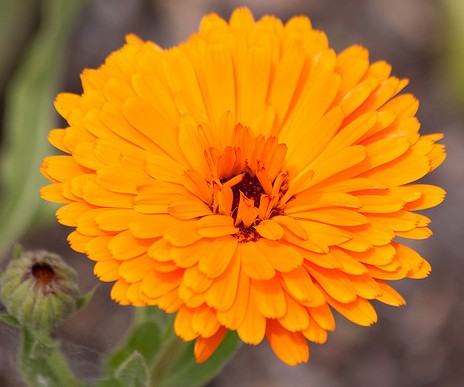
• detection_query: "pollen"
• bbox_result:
[234,225,260,243]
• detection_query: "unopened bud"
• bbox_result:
[0,250,79,332]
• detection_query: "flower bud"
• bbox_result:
[0,250,79,332]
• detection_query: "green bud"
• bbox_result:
[0,250,79,333]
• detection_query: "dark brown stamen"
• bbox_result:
[31,263,55,286]
[230,172,265,209]
[234,225,260,243]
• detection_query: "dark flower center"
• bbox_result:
[236,225,260,243]
[31,262,55,285]
[231,172,265,210]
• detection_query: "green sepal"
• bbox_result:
[13,245,23,259]
[76,286,98,311]
[0,312,20,327]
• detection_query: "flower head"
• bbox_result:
[0,250,79,332]
[40,8,445,365]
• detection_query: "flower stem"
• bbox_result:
[149,328,188,387]
[20,327,83,387]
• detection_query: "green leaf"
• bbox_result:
[444,0,464,105]
[0,0,89,260]
[97,379,124,387]
[157,331,241,387]
[115,352,150,387]
[103,319,162,377]
[0,0,39,89]
[103,307,240,387]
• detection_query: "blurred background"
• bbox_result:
[0,0,463,386]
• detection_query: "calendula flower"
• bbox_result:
[40,8,445,365]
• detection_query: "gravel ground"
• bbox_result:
[1,1,463,386]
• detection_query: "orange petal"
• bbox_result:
[140,269,182,299]
[183,265,213,293]
[351,245,395,266]
[169,197,212,220]
[76,208,109,236]
[156,288,184,313]
[281,266,323,304]
[194,326,227,363]
[327,296,378,326]
[110,279,130,305]
[164,221,202,246]
[119,255,155,283]
[204,250,242,312]
[54,92,81,119]
[216,266,250,329]
[147,238,171,262]
[94,209,138,232]
[129,214,179,238]
[394,242,431,278]
[68,230,92,253]
[97,165,145,194]
[395,227,432,240]
[94,260,120,282]
[192,304,221,338]
[278,293,310,332]
[266,319,309,366]
[375,280,406,306]
[85,235,113,261]
[254,219,284,240]
[251,277,286,319]
[301,318,328,344]
[294,208,368,226]
[330,248,367,275]
[236,294,266,345]
[272,215,309,240]
[183,169,212,203]
[42,155,90,182]
[403,184,446,211]
[256,239,303,272]
[109,230,154,260]
[174,307,198,341]
[306,264,357,303]
[41,183,71,203]
[239,242,275,280]
[82,180,134,208]
[345,273,382,299]
[198,237,238,278]
[307,304,336,331]
[56,202,94,226]
[196,215,238,238]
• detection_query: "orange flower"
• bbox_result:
[41,8,445,365]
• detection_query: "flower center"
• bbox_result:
[31,262,55,286]
[206,124,289,242]
[230,171,265,210]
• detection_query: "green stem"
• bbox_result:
[20,328,84,387]
[150,329,188,387]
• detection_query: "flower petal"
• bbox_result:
[266,319,309,366]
